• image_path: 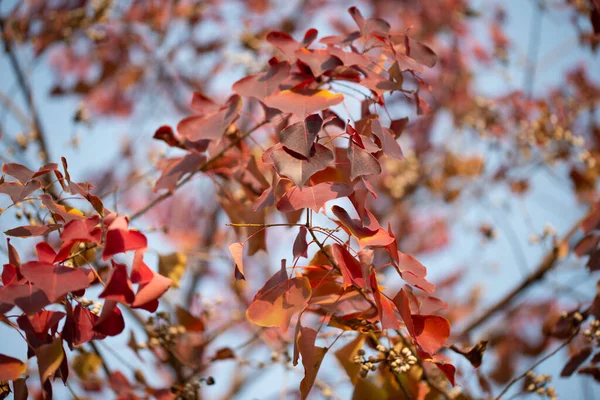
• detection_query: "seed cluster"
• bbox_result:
[383,153,421,199]
[174,377,215,400]
[352,344,418,378]
[583,319,600,344]
[142,312,186,348]
[80,297,102,315]
[525,371,557,400]
[382,345,418,375]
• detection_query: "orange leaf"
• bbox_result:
[412,314,450,355]
[0,354,26,381]
[246,264,312,332]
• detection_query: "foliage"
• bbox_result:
[0,0,600,399]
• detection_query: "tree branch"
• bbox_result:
[456,212,588,339]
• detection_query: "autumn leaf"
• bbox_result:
[297,327,327,399]
[233,60,291,100]
[280,114,323,158]
[36,337,64,382]
[102,228,147,260]
[335,334,366,384]
[20,261,90,302]
[270,143,334,186]
[228,242,245,280]
[266,31,299,60]
[332,206,394,249]
[561,347,593,377]
[331,243,366,289]
[246,263,312,332]
[411,314,450,355]
[264,89,343,118]
[177,94,242,142]
[99,261,135,304]
[4,224,61,238]
[277,182,353,213]
[293,226,309,261]
[347,141,381,181]
[0,354,26,381]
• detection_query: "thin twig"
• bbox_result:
[456,211,588,338]
[494,331,578,399]
[130,119,270,221]
[0,18,51,164]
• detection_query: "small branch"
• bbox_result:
[494,331,578,400]
[227,222,339,233]
[0,18,51,164]
[89,341,112,378]
[456,211,588,338]
[130,119,269,221]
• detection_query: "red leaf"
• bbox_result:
[393,289,415,336]
[131,250,154,284]
[435,362,456,386]
[233,61,291,100]
[2,263,19,285]
[277,182,353,213]
[0,180,40,204]
[280,114,323,158]
[371,119,403,159]
[293,226,309,261]
[331,243,366,289]
[94,300,125,336]
[60,216,101,244]
[295,48,343,77]
[176,307,205,332]
[2,163,57,183]
[266,31,299,60]
[177,95,242,142]
[4,224,61,238]
[562,347,593,377]
[246,263,312,332]
[102,228,147,260]
[153,125,184,148]
[332,205,394,249]
[370,272,400,330]
[0,354,26,381]
[0,283,50,314]
[270,143,334,186]
[347,141,381,181]
[297,327,327,399]
[20,261,90,302]
[63,304,104,348]
[99,261,135,304]
[264,89,343,118]
[36,242,56,264]
[154,152,206,193]
[411,314,450,355]
[132,272,172,310]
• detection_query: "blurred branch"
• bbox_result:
[130,119,271,221]
[0,90,31,128]
[494,330,578,399]
[0,18,51,164]
[457,211,588,339]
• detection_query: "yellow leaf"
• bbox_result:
[159,252,187,288]
[36,338,64,382]
[72,352,102,380]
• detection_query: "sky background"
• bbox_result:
[1,0,600,399]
